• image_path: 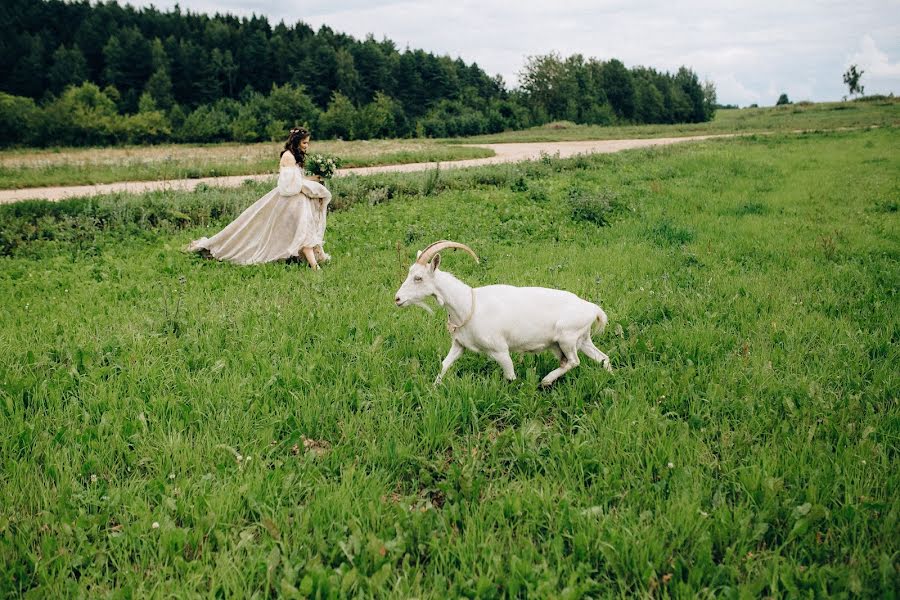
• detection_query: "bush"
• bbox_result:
[117,110,172,144]
[355,92,407,139]
[176,103,234,142]
[0,93,41,146]
[566,187,628,226]
[266,83,320,132]
[38,83,121,146]
[230,106,263,143]
[319,92,357,140]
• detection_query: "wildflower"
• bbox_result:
[152,522,160,529]
[168,473,175,480]
[90,474,98,483]
[667,462,674,469]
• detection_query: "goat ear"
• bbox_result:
[430,253,441,271]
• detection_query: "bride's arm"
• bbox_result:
[277,151,303,195]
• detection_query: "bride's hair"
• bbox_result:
[284,127,310,166]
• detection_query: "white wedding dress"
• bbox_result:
[188,160,332,265]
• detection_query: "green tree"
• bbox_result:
[48,45,89,95]
[176,103,234,142]
[702,79,717,119]
[356,91,406,138]
[842,64,864,98]
[211,49,238,98]
[599,59,635,119]
[0,92,41,146]
[335,48,361,103]
[102,27,154,111]
[634,74,665,123]
[674,66,709,122]
[144,68,175,111]
[352,37,392,103]
[149,38,170,72]
[519,53,568,121]
[318,92,357,139]
[776,93,791,105]
[231,104,263,142]
[40,82,119,146]
[172,40,220,107]
[7,34,47,98]
[266,83,320,133]
[237,28,274,94]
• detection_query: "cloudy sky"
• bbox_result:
[129,0,900,106]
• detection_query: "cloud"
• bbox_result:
[849,34,900,77]
[843,34,900,96]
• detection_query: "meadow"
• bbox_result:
[0,140,494,190]
[460,97,900,143]
[1,98,897,191]
[0,127,898,597]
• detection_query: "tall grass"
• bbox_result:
[0,141,494,190]
[0,128,897,597]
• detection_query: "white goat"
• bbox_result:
[394,240,612,386]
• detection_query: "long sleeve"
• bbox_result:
[277,165,303,196]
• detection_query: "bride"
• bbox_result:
[188,127,332,269]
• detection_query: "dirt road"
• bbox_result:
[0,134,731,204]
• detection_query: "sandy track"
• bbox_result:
[0,134,731,204]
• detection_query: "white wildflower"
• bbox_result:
[152,522,160,529]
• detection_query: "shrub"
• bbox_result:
[319,92,357,140]
[566,187,628,226]
[0,93,41,146]
[176,104,233,142]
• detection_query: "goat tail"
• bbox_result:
[592,305,608,335]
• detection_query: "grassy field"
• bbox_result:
[1,98,898,191]
[459,97,900,143]
[0,140,494,190]
[0,128,898,596]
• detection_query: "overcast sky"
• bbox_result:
[128,0,900,106]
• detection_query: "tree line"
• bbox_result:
[0,0,716,147]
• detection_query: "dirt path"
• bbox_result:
[0,134,733,204]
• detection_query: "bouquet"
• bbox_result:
[306,153,341,179]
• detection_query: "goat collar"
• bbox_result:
[447,288,476,335]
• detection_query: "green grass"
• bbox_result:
[1,128,898,597]
[457,97,900,143]
[2,98,898,192]
[0,141,494,190]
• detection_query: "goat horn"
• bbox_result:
[416,240,480,265]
